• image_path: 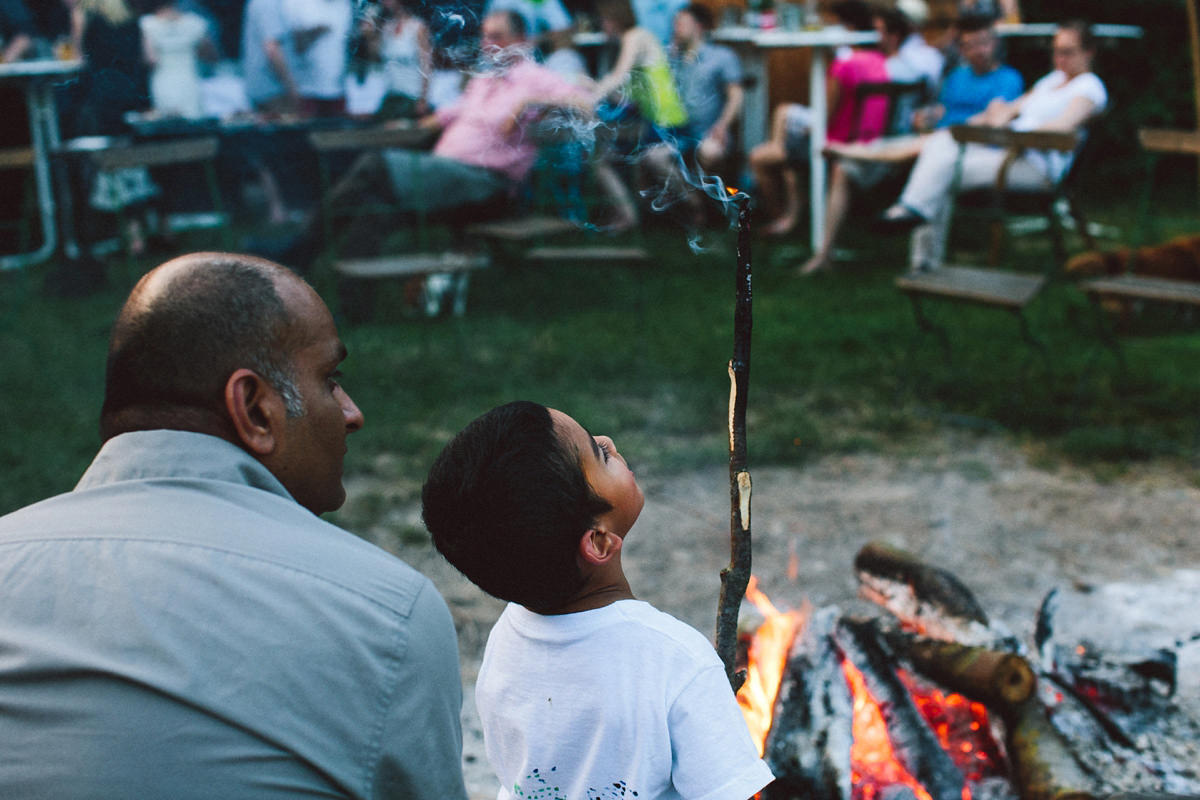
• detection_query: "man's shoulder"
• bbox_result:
[0,468,435,618]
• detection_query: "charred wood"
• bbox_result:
[882,629,1037,711]
[763,607,853,800]
[1006,698,1098,800]
[1040,671,1137,751]
[855,542,1019,650]
[833,617,966,800]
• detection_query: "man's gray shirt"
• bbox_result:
[671,41,743,139]
[0,430,468,800]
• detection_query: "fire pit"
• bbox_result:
[737,543,1200,800]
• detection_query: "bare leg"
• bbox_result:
[800,162,853,274]
[592,158,638,232]
[753,103,810,235]
[765,165,803,236]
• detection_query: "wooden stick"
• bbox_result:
[716,195,754,694]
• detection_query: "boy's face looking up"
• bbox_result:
[550,409,645,538]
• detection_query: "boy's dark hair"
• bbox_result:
[422,401,613,611]
[680,3,715,32]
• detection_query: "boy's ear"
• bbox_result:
[579,526,623,566]
[224,368,285,456]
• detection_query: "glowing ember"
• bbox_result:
[736,576,806,755]
[842,659,935,800]
[898,670,1003,785]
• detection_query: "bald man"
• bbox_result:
[0,253,469,800]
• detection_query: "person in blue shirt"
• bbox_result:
[800,13,1023,275]
[914,14,1023,130]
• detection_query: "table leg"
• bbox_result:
[0,80,57,270]
[740,47,767,152]
[808,47,827,253]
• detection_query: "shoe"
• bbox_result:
[873,204,927,234]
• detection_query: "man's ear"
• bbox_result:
[579,527,623,566]
[224,368,285,456]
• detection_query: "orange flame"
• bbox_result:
[737,581,994,800]
[842,659,935,800]
[736,576,806,755]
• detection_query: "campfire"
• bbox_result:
[734,542,1200,800]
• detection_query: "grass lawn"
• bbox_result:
[3,181,1200,517]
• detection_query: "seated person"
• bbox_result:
[877,6,943,106]
[801,13,1022,275]
[878,19,1105,273]
[267,10,594,266]
[421,401,776,800]
[592,0,688,140]
[748,0,888,237]
[640,2,744,228]
[669,3,743,173]
[485,0,575,64]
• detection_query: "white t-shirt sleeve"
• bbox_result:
[667,663,775,800]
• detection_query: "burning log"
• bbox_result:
[1006,698,1098,800]
[881,629,1037,712]
[855,541,1018,650]
[833,617,967,800]
[716,194,754,694]
[762,607,853,800]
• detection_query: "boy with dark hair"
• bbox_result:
[423,401,774,800]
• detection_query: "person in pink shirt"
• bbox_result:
[254,10,593,270]
[748,0,889,236]
[370,9,589,213]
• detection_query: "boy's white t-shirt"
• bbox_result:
[476,600,775,800]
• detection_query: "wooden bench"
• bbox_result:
[893,126,1090,361]
[1077,275,1200,368]
[465,215,577,242]
[335,251,489,319]
[526,245,650,264]
[896,265,1047,358]
[1071,128,1200,369]
[467,215,651,265]
[69,136,232,268]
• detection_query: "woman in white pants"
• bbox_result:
[879,20,1106,271]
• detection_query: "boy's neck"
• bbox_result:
[540,574,635,615]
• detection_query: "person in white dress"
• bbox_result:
[140,0,216,118]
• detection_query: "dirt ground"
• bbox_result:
[346,430,1200,799]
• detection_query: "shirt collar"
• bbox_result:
[75,429,294,502]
